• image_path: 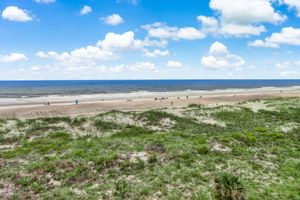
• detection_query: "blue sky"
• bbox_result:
[0,0,300,80]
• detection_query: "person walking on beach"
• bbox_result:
[75,99,79,105]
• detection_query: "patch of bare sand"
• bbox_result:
[212,143,231,152]
[241,100,275,112]
[0,180,16,199]
[127,151,149,163]
[278,122,299,133]
[101,113,144,127]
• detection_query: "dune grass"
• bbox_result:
[0,98,299,199]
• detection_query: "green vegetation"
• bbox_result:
[0,97,299,199]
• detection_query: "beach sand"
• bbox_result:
[0,89,299,119]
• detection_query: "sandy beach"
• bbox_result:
[0,88,299,119]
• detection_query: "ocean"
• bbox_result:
[0,80,300,105]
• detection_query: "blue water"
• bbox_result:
[0,80,300,98]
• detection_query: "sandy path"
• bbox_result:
[0,90,299,119]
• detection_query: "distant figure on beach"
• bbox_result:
[171,101,173,106]
[186,96,189,99]
[75,99,79,105]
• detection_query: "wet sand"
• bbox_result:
[0,90,299,119]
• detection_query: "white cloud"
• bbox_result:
[219,24,267,36]
[97,31,143,51]
[274,62,290,68]
[248,40,279,48]
[207,0,286,36]
[37,46,117,65]
[197,15,219,33]
[37,31,166,71]
[280,70,298,76]
[166,60,183,68]
[281,0,300,17]
[249,27,300,48]
[36,51,49,58]
[143,49,170,58]
[0,53,28,62]
[2,6,32,22]
[100,14,124,26]
[142,22,205,40]
[34,0,55,3]
[208,41,229,56]
[201,42,245,69]
[97,31,165,52]
[80,6,92,15]
[177,27,206,40]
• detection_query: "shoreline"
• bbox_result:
[0,88,299,119]
[1,85,300,106]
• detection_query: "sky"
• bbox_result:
[0,0,300,80]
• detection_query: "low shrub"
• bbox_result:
[197,145,210,155]
[215,173,246,200]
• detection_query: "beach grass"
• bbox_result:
[0,97,299,199]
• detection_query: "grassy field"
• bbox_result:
[0,98,299,199]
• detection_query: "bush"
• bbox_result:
[148,154,158,163]
[197,145,209,154]
[215,173,246,200]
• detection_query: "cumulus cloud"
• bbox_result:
[197,15,219,34]
[97,31,165,52]
[249,27,300,48]
[166,60,183,68]
[0,53,28,62]
[97,31,143,51]
[2,6,32,22]
[177,27,206,40]
[143,49,170,58]
[202,0,287,37]
[80,6,92,15]
[100,14,124,26]
[142,22,205,40]
[34,0,55,3]
[36,46,117,65]
[37,31,167,71]
[201,42,245,69]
